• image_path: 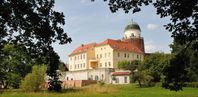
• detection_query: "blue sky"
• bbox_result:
[52,0,173,63]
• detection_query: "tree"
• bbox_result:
[162,43,198,91]
[101,0,198,91]
[20,65,47,92]
[117,60,152,87]
[118,60,134,70]
[0,44,31,89]
[58,61,68,72]
[143,52,170,82]
[0,0,71,91]
[130,60,153,87]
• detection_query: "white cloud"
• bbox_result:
[147,24,158,31]
[145,40,157,53]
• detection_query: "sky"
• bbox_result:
[52,0,173,63]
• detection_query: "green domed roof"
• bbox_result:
[124,21,141,31]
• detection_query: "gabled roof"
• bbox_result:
[69,43,97,56]
[98,39,143,54]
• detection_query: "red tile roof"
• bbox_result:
[69,39,144,56]
[98,39,143,54]
[69,43,97,56]
[112,72,130,76]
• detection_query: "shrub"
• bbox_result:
[184,82,198,88]
[20,65,47,92]
[97,80,105,86]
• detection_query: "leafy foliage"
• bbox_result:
[117,60,153,87]
[143,52,170,82]
[0,44,31,89]
[0,0,71,91]
[162,43,198,91]
[20,65,47,92]
[118,60,131,69]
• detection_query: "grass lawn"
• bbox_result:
[1,84,198,97]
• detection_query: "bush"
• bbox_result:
[184,82,198,88]
[97,80,105,86]
[20,65,47,92]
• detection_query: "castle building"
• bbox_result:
[61,21,145,87]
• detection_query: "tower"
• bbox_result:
[122,20,145,53]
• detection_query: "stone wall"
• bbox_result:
[62,80,96,89]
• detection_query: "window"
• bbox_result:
[67,77,69,80]
[105,62,107,67]
[74,56,76,60]
[80,64,82,68]
[75,65,76,69]
[101,74,104,80]
[127,54,129,58]
[100,63,102,67]
[83,54,85,59]
[124,47,127,50]
[97,54,99,59]
[137,55,139,59]
[100,54,102,58]
[131,33,134,37]
[101,48,103,50]
[78,64,79,68]
[95,75,99,80]
[124,76,128,83]
[124,53,127,58]
[80,55,82,60]
[117,52,120,57]
[108,52,111,57]
[70,57,72,61]
[83,63,85,68]
[115,78,119,83]
[108,62,111,66]
[105,53,107,58]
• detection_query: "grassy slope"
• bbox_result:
[1,84,198,97]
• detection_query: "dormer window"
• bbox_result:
[124,47,127,50]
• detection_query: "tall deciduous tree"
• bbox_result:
[0,0,71,91]
[0,44,31,89]
[100,0,198,91]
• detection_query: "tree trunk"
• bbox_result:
[138,80,142,87]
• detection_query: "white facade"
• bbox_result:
[60,68,112,83]
[60,68,130,84]
[69,53,87,71]
[111,76,130,84]
[124,29,141,39]
[94,45,114,68]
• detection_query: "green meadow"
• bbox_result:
[1,84,198,97]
